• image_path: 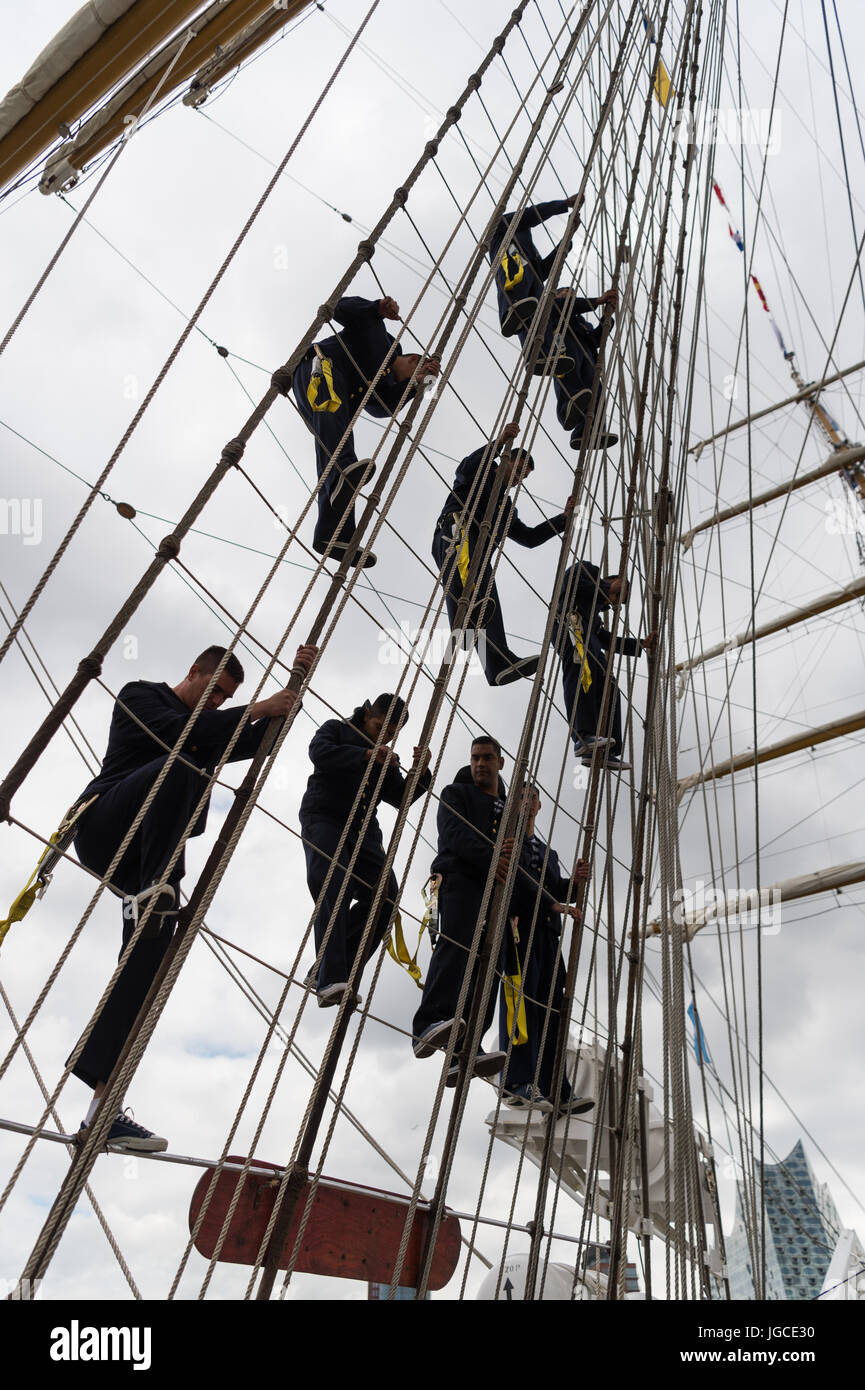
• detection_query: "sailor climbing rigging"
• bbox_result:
[499,782,594,1117]
[553,562,656,771]
[299,693,431,1008]
[433,422,574,685]
[290,294,439,569]
[411,735,515,1083]
[71,643,316,1151]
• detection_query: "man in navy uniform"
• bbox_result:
[292,294,439,569]
[72,642,316,1150]
[489,197,618,446]
[551,285,619,450]
[499,783,594,1117]
[300,693,431,1007]
[553,562,656,770]
[412,735,517,1083]
[433,421,574,685]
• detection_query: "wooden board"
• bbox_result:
[188,1156,461,1291]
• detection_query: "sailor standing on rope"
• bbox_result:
[433,421,574,685]
[499,782,594,1117]
[71,643,316,1151]
[291,295,439,569]
[411,735,514,1083]
[553,562,656,771]
[299,694,431,1007]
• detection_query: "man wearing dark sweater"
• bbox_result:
[300,693,431,1006]
[292,294,439,568]
[412,736,514,1082]
[72,642,316,1150]
[499,785,594,1118]
[553,562,656,770]
[433,422,573,685]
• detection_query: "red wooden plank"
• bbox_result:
[189,1157,461,1291]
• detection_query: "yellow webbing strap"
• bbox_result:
[0,797,97,950]
[387,875,438,988]
[306,345,342,413]
[456,521,471,587]
[568,613,593,693]
[503,918,528,1046]
[501,244,524,292]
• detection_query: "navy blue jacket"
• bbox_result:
[313,296,415,418]
[437,445,566,550]
[299,718,431,848]
[554,562,642,666]
[78,680,266,833]
[511,835,579,930]
[490,198,575,282]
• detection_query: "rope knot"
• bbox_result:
[158,535,181,560]
[318,302,336,320]
[467,73,481,91]
[447,105,462,123]
[220,438,245,467]
[356,240,375,260]
[493,36,506,53]
[425,139,439,157]
[78,653,103,679]
[392,187,408,207]
[270,366,294,396]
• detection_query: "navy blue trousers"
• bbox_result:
[432,525,517,685]
[292,355,361,552]
[301,817,398,989]
[499,920,571,1102]
[562,649,624,756]
[71,756,203,1088]
[413,879,503,1043]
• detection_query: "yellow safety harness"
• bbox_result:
[500,242,524,292]
[386,876,440,988]
[0,796,97,950]
[306,344,342,413]
[568,613,593,693]
[502,917,528,1046]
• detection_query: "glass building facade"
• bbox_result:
[726,1139,841,1300]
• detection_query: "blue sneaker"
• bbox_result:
[105,1109,167,1152]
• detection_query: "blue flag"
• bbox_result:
[687,1002,713,1068]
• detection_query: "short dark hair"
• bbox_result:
[352,693,409,731]
[195,646,244,684]
[506,447,535,473]
[472,733,501,755]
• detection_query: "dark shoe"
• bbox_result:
[315,981,362,1009]
[552,1093,595,1117]
[314,539,377,569]
[502,1083,554,1112]
[531,350,576,377]
[573,734,612,759]
[501,297,538,337]
[562,388,592,430]
[569,429,618,450]
[445,1050,508,1086]
[495,654,540,686]
[413,1017,465,1059]
[331,458,375,503]
[97,1109,168,1153]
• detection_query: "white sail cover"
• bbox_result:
[0,1,138,141]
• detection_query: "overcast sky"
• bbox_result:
[1,0,864,1302]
